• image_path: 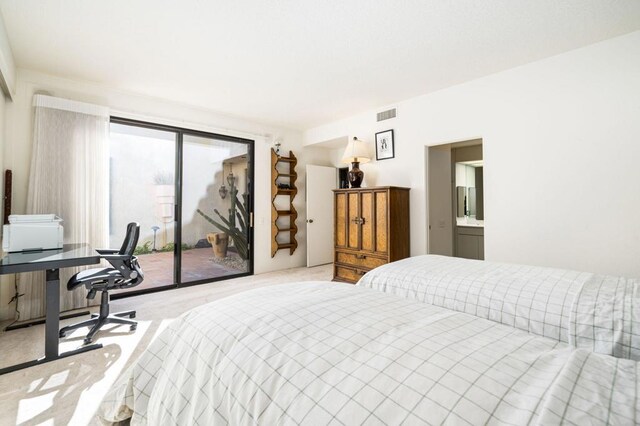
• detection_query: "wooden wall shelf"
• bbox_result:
[271,149,298,257]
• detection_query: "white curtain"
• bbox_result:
[17,95,110,320]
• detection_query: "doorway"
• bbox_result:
[427,139,484,260]
[108,118,254,297]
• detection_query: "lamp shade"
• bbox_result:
[342,137,370,164]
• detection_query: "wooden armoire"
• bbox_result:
[333,186,410,283]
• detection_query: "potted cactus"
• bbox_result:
[197,172,249,260]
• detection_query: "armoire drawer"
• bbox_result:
[336,251,387,270]
[334,264,367,284]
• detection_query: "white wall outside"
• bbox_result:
[109,127,176,248]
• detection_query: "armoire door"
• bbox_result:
[360,190,374,252]
[335,192,347,249]
[346,191,360,250]
[359,189,389,255]
[373,190,388,255]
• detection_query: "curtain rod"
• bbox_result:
[110,109,274,142]
[33,94,110,117]
[33,94,276,142]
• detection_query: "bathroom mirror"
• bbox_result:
[457,186,476,217]
[455,163,483,220]
[456,186,466,217]
[468,187,476,216]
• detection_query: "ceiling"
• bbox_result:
[1,1,639,130]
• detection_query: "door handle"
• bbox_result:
[307,219,314,223]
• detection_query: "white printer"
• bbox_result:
[2,214,64,252]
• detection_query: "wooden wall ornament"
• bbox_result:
[271,149,298,257]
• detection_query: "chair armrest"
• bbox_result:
[97,249,120,255]
[101,254,131,271]
[102,254,131,262]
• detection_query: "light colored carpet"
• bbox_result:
[0,265,333,426]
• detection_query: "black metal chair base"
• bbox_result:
[59,310,136,344]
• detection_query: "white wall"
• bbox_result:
[0,9,14,320]
[0,69,333,320]
[304,31,640,278]
[0,8,15,98]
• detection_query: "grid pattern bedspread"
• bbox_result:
[357,255,640,360]
[99,282,638,425]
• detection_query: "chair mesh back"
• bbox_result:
[119,222,140,256]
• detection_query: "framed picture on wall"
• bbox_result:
[375,129,394,160]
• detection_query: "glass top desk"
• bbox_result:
[0,243,102,375]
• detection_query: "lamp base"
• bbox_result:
[348,162,364,188]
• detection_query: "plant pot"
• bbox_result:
[207,232,228,258]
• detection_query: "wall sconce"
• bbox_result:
[219,163,228,199]
[273,137,282,155]
[227,170,236,187]
[218,184,228,199]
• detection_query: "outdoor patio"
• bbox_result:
[114,247,246,293]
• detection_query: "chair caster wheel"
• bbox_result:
[130,313,136,319]
[84,337,92,345]
[130,324,137,331]
[59,331,66,338]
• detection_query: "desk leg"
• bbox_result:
[45,268,60,359]
[0,268,103,376]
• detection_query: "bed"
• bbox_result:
[99,282,638,425]
[358,255,640,360]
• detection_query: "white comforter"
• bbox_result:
[358,255,640,360]
[99,282,638,425]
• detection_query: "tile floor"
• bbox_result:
[119,247,245,293]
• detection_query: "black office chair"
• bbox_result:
[59,222,144,344]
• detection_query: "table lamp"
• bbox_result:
[342,137,370,188]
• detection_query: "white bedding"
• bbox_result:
[357,255,640,360]
[99,282,638,425]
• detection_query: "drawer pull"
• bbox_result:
[355,254,367,259]
[351,217,366,225]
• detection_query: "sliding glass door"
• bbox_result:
[108,119,253,296]
[109,123,177,293]
[180,134,251,284]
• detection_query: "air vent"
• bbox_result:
[377,108,397,122]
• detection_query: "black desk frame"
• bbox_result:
[0,245,103,375]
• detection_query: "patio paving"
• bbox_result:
[114,247,246,293]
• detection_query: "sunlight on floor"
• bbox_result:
[11,318,170,426]
[17,391,57,424]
